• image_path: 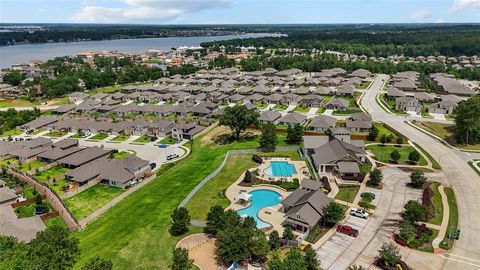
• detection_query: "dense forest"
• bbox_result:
[202,24,480,57]
[0,24,247,46]
[0,108,41,134]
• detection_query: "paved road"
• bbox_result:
[354,75,480,269]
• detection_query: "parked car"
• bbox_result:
[350,208,369,219]
[336,225,359,237]
[159,144,167,148]
[360,192,376,200]
[151,136,158,142]
[149,163,157,170]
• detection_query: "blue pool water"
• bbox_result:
[264,161,297,177]
[236,189,283,229]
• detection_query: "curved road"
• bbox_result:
[360,75,480,269]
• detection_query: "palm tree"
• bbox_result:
[347,265,366,270]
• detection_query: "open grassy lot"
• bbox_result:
[50,97,71,105]
[17,160,45,173]
[133,135,153,143]
[428,182,443,226]
[72,127,266,269]
[0,158,19,167]
[34,166,70,182]
[0,129,23,137]
[65,184,125,220]
[366,145,428,165]
[439,187,458,250]
[0,98,40,108]
[335,186,360,203]
[88,133,109,141]
[110,134,130,142]
[86,85,123,95]
[413,121,480,151]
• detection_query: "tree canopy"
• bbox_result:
[454,97,480,145]
[219,104,259,139]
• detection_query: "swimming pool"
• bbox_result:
[236,189,282,229]
[264,161,297,177]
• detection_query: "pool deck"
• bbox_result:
[226,170,293,235]
[255,157,309,182]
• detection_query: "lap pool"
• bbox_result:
[264,161,297,177]
[236,189,282,229]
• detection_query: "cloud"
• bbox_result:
[70,0,233,23]
[448,0,480,13]
[406,10,430,20]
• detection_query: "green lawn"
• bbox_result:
[273,104,288,110]
[17,160,45,173]
[51,179,70,195]
[64,185,125,220]
[23,186,35,199]
[111,151,130,159]
[70,133,85,139]
[133,135,154,143]
[332,109,363,115]
[185,153,256,220]
[110,134,130,142]
[411,142,441,170]
[357,80,373,90]
[72,127,266,269]
[144,113,159,120]
[335,186,360,203]
[294,106,310,113]
[159,136,178,145]
[15,204,36,218]
[0,129,23,137]
[255,103,268,109]
[31,128,46,135]
[428,182,443,226]
[43,130,67,137]
[124,112,139,119]
[316,107,326,114]
[0,99,40,108]
[88,133,109,141]
[366,122,396,142]
[50,97,71,106]
[366,145,428,165]
[413,121,480,151]
[86,85,123,95]
[439,187,458,250]
[44,216,67,228]
[0,158,19,167]
[34,166,70,182]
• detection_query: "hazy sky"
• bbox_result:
[1,0,479,24]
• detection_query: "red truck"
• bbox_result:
[336,225,359,237]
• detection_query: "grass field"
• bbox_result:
[133,135,153,143]
[366,145,428,165]
[439,187,458,250]
[17,160,45,173]
[72,127,265,269]
[15,204,36,218]
[111,151,130,159]
[0,129,23,137]
[0,158,19,167]
[34,166,70,182]
[428,182,444,226]
[65,185,125,220]
[411,142,442,170]
[44,216,67,228]
[51,179,70,195]
[335,186,360,203]
[88,133,109,141]
[110,134,130,142]
[0,99,40,108]
[413,121,480,151]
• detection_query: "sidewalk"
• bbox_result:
[432,185,450,251]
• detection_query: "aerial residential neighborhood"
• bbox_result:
[1,3,480,270]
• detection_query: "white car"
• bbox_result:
[349,208,369,219]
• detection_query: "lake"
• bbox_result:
[0,33,280,68]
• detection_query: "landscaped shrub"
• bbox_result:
[252,155,263,164]
[422,185,435,220]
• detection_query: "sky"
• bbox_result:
[1,0,479,24]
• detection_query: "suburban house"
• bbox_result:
[336,84,355,97]
[395,97,423,113]
[298,94,324,108]
[259,110,282,124]
[20,117,58,131]
[8,138,52,162]
[325,98,349,110]
[346,112,372,132]
[308,115,336,132]
[385,87,405,100]
[414,92,435,102]
[281,183,332,233]
[277,112,307,127]
[428,101,458,114]
[68,92,89,104]
[171,123,205,140]
[57,146,111,169]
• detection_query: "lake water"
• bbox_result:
[0,33,280,68]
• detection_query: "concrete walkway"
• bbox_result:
[432,185,451,251]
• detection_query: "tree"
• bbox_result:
[243,170,253,183]
[454,96,480,145]
[367,168,383,186]
[322,202,346,226]
[259,123,277,150]
[204,205,225,235]
[219,105,259,139]
[171,248,194,270]
[3,70,24,86]
[282,226,295,240]
[29,225,80,270]
[283,248,308,270]
[396,137,404,145]
[0,235,29,269]
[390,149,400,163]
[378,242,401,266]
[402,200,425,224]
[249,230,270,261]
[398,222,416,244]
[409,169,427,188]
[408,150,421,164]
[304,249,320,270]
[269,230,281,250]
[170,207,190,236]
[267,252,285,270]
[368,125,379,140]
[286,124,304,144]
[35,193,43,205]
[216,225,251,264]
[81,256,113,270]
[380,134,388,144]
